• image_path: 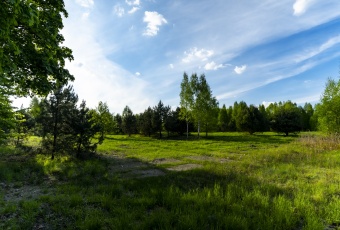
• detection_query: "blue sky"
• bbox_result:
[14,0,340,113]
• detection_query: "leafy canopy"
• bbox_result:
[0,0,73,96]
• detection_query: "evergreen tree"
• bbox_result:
[72,101,102,158]
[139,107,154,137]
[218,104,229,132]
[122,106,136,137]
[152,101,167,138]
[113,114,123,134]
[37,85,78,159]
[0,93,15,143]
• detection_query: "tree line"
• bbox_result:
[1,1,340,160]
[1,72,340,159]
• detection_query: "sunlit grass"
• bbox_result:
[1,132,340,229]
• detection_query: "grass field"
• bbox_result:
[1,132,340,229]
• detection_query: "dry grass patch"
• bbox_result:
[167,164,203,171]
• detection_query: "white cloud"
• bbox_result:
[293,94,320,104]
[60,1,153,114]
[114,5,125,17]
[262,101,274,108]
[204,61,226,70]
[126,0,140,6]
[135,72,141,76]
[82,12,90,19]
[294,35,340,62]
[234,65,247,74]
[143,11,167,37]
[169,64,174,69]
[75,0,94,8]
[128,7,140,14]
[182,47,214,63]
[293,0,313,16]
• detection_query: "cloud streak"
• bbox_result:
[75,0,94,8]
[204,61,226,71]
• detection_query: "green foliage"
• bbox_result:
[179,72,194,138]
[122,105,136,136]
[90,101,115,140]
[268,101,302,136]
[37,85,78,158]
[0,0,73,96]
[73,101,102,158]
[35,86,102,158]
[0,93,15,143]
[179,73,219,137]
[316,78,340,133]
[218,104,229,132]
[139,106,154,136]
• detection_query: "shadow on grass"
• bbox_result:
[0,147,328,230]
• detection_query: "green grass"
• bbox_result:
[1,132,340,229]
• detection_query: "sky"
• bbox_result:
[13,0,340,113]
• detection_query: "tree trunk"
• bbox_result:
[197,121,200,138]
[186,121,189,139]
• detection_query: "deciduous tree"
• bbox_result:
[1,0,73,96]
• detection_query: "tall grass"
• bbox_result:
[1,132,340,229]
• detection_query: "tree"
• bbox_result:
[36,87,103,158]
[0,93,15,143]
[152,100,168,139]
[316,78,340,133]
[179,72,193,139]
[37,85,78,159]
[1,0,73,96]
[12,106,35,146]
[189,73,219,137]
[258,104,270,132]
[91,101,115,140]
[72,101,102,158]
[139,107,154,137]
[234,101,250,132]
[113,114,123,134]
[122,106,136,137]
[218,104,229,132]
[270,101,302,136]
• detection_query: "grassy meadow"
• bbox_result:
[1,132,340,229]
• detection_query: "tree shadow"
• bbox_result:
[1,146,328,230]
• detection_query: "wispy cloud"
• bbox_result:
[113,5,125,17]
[293,0,313,16]
[294,35,340,62]
[182,47,214,63]
[75,0,94,8]
[126,0,140,6]
[169,64,174,69]
[61,1,153,113]
[128,7,140,14]
[204,61,226,71]
[234,65,247,75]
[143,11,167,37]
